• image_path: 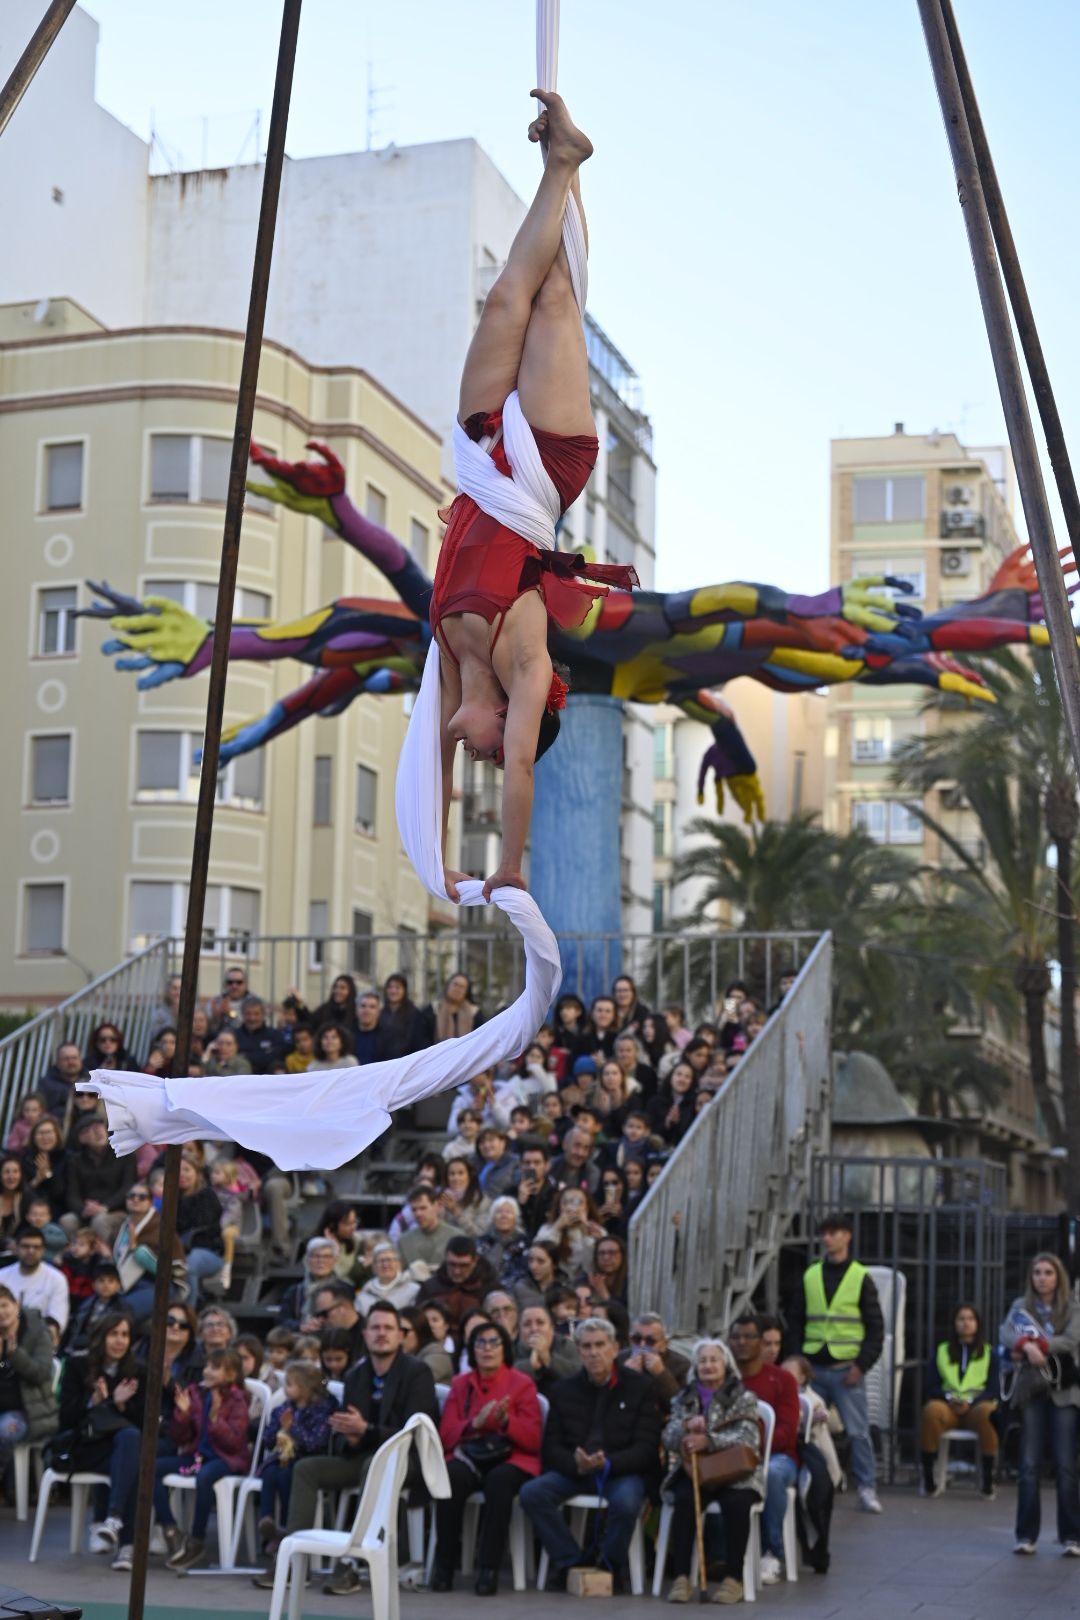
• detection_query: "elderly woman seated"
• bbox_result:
[661,1337,763,1606]
[356,1241,423,1314]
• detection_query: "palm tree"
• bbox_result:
[892,649,1073,1156]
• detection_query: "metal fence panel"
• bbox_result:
[627,933,833,1336]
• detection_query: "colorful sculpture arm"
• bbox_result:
[679,690,765,825]
[247,441,434,620]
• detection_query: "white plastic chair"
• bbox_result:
[232,1377,344,1565]
[651,1398,776,1602]
[12,1438,45,1522]
[266,1413,429,1620]
[935,1427,979,1493]
[164,1377,272,1570]
[864,1266,907,1476]
[29,1464,111,1561]
[535,1466,648,1598]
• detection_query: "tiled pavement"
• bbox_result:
[2,1482,1079,1619]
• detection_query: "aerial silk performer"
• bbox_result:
[81,68,629,1169]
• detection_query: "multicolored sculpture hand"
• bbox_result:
[87,431,1079,826]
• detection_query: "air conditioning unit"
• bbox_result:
[944,508,979,530]
[945,483,975,506]
[853,739,887,763]
[941,549,972,577]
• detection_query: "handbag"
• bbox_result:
[692,1441,758,1487]
[458,1433,513,1471]
[81,1403,130,1441]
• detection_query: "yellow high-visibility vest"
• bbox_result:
[802,1260,867,1361]
[935,1342,991,1398]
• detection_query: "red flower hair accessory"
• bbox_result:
[546,670,569,715]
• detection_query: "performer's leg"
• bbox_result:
[517,243,594,436]
[459,92,591,423]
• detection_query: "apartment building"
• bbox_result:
[0,298,453,1004]
[824,425,1019,860]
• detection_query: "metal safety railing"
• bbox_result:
[627,933,833,1337]
[0,939,172,1135]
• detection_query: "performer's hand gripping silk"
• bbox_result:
[431,90,635,903]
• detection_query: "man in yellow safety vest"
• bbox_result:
[786,1212,884,1513]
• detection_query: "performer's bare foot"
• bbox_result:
[529,89,592,164]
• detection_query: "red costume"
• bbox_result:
[430,411,637,677]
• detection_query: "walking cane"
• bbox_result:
[691,1450,708,1602]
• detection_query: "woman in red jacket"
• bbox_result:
[152,1345,252,1572]
[432,1318,543,1596]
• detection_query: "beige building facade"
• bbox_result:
[824,426,1019,858]
[0,298,458,1008]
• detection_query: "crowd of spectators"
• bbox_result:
[0,966,826,1596]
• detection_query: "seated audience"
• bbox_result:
[311,1276,366,1365]
[58,1312,144,1570]
[278,1237,341,1331]
[618,1311,690,1418]
[23,1193,66,1261]
[152,1346,252,1572]
[357,1241,423,1316]
[175,1155,225,1304]
[377,973,431,1059]
[920,1301,999,1499]
[401,1304,455,1385]
[113,1180,182,1324]
[36,1041,89,1121]
[431,1319,543,1596]
[431,972,482,1044]
[7,1224,69,1334]
[257,1358,337,1545]
[203,1029,253,1078]
[443,1106,483,1163]
[5,1094,47,1154]
[661,1336,763,1606]
[482,1289,520,1341]
[21,1115,68,1217]
[443,1157,491,1236]
[477,1196,528,1281]
[261,1326,297,1395]
[252,1301,438,1596]
[550,1127,602,1200]
[577,1233,628,1305]
[513,1138,559,1236]
[0,1284,58,1489]
[514,1301,581,1394]
[236,997,288,1073]
[398,1186,455,1269]
[318,1198,367,1287]
[309,1022,358,1071]
[520,1316,661,1590]
[536,1187,604,1278]
[513,1241,564,1311]
[728,1312,801,1588]
[61,1116,136,1245]
[417,1235,498,1323]
[647,1059,697,1148]
[476,1126,517,1199]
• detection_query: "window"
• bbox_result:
[44,442,83,511]
[652,880,669,932]
[352,909,373,978]
[852,799,923,845]
[852,800,887,842]
[653,802,671,859]
[355,764,377,835]
[149,435,235,504]
[852,716,891,763]
[852,555,924,601]
[129,880,260,951]
[792,753,805,816]
[396,924,417,980]
[24,883,64,955]
[852,475,925,523]
[38,587,77,656]
[144,580,272,622]
[365,485,387,526]
[313,756,332,825]
[309,901,328,969]
[135,731,264,809]
[409,519,429,564]
[30,735,71,803]
[889,800,924,844]
[653,724,673,781]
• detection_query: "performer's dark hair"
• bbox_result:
[534,661,571,763]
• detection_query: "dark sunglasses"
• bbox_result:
[166,1316,189,1329]
[630,1333,662,1347]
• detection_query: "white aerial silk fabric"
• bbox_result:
[80,0,579,1170]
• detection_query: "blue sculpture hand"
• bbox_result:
[100,640,187,689]
[193,702,286,766]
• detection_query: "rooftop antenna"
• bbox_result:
[365,58,392,150]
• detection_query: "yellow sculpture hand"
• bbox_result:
[103,596,210,687]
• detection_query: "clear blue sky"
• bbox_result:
[79,0,1080,592]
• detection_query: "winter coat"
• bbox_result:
[5,1306,58,1440]
[176,1186,225,1255]
[21,1144,69,1216]
[662,1367,764,1498]
[415,1254,499,1323]
[169,1382,252,1473]
[439,1364,542,1475]
[64,1144,136,1216]
[514,1334,581,1395]
[260,1392,336,1472]
[542,1363,662,1483]
[356,1268,425,1316]
[1000,1295,1080,1409]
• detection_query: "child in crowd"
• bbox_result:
[782,1353,844,1487]
[611,1110,653,1171]
[423,1302,456,1357]
[208,1155,261,1290]
[233,1332,264,1384]
[319,1327,352,1382]
[153,1346,252,1572]
[507,1103,536,1141]
[59,1226,101,1302]
[64,1259,124,1354]
[4,1093,46,1152]
[545,1283,579,1334]
[442,1106,483,1162]
[24,1193,66,1260]
[257,1359,337,1551]
[260,1326,297,1395]
[293,1334,321,1366]
[541,1090,570,1148]
[284,1026,315,1073]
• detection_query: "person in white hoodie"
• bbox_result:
[356,1242,427,1316]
